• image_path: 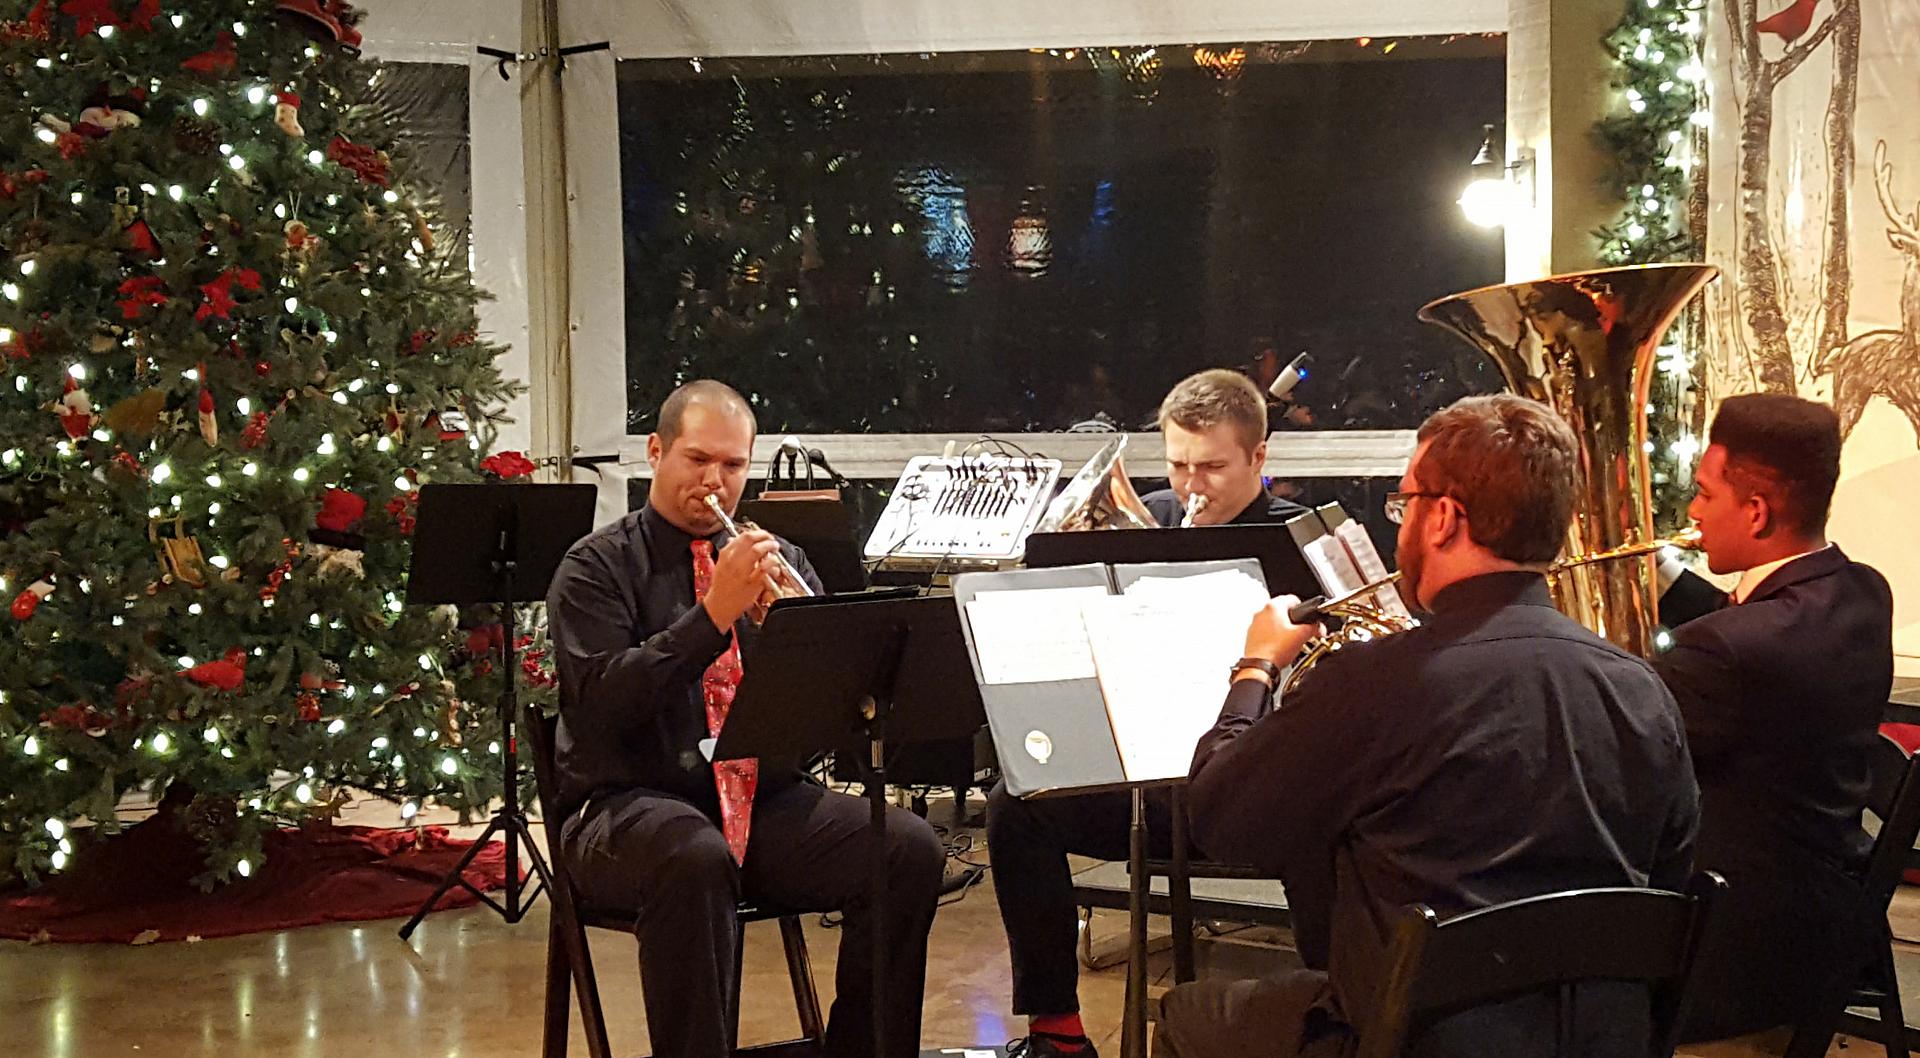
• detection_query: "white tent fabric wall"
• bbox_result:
[355,0,535,456]
[559,0,1507,524]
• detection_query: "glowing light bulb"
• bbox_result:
[192,98,209,116]
[295,782,312,803]
[393,476,412,492]
[168,184,184,201]
[307,149,325,166]
[236,859,252,877]
[150,463,171,484]
[23,736,40,756]
[19,260,35,276]
[293,467,310,482]
[98,23,113,38]
[67,362,85,380]
[440,757,458,776]
[204,727,220,743]
[51,849,67,870]
[228,155,246,171]
[151,731,171,753]
[401,801,419,820]
[205,473,222,487]
[383,190,400,204]
[327,719,346,735]
[45,818,64,839]
[246,85,266,105]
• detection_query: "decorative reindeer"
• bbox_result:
[1814,140,1920,442]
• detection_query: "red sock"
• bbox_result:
[1030,1014,1088,1044]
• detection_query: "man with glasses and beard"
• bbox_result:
[1154,394,1700,1058]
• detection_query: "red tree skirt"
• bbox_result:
[0,816,514,944]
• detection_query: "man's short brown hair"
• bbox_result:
[1708,393,1842,535]
[1414,394,1582,564]
[656,380,756,450]
[1157,369,1267,453]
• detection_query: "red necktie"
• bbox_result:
[690,539,759,865]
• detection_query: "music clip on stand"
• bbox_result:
[396,482,597,941]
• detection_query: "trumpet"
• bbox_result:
[1179,493,1210,528]
[702,494,815,604]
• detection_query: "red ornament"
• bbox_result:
[58,0,118,37]
[55,130,88,160]
[297,692,322,722]
[1,0,52,42]
[112,448,145,478]
[254,361,272,377]
[183,647,248,692]
[195,267,262,323]
[384,491,419,535]
[11,580,53,620]
[464,623,504,658]
[126,219,158,256]
[197,387,218,446]
[242,410,270,448]
[5,327,44,360]
[326,136,391,187]
[315,487,368,532]
[407,328,435,355]
[181,31,237,76]
[116,275,168,320]
[480,451,537,479]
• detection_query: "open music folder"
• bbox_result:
[951,558,1269,798]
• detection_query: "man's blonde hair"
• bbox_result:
[1157,369,1266,454]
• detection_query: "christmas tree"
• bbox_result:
[0,0,525,887]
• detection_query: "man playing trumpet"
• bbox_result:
[545,380,945,1058]
[1142,369,1309,528]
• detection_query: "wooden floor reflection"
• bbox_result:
[0,795,1901,1058]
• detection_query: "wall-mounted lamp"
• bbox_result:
[1458,125,1536,228]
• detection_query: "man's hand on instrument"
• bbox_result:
[704,529,781,632]
[1245,594,1321,665]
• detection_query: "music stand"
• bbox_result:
[1024,523,1321,597]
[1019,533,1311,1058]
[717,593,985,1058]
[736,495,868,594]
[396,482,597,941]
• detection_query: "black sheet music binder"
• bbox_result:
[950,557,1266,799]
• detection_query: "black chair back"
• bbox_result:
[1784,733,1920,1058]
[1344,872,1725,1058]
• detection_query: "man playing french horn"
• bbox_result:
[1154,394,1701,1058]
[544,380,945,1058]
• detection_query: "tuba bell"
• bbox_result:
[1417,263,1720,656]
[1035,434,1159,533]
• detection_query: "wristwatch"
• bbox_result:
[1231,657,1282,687]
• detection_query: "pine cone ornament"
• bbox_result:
[170,114,219,156]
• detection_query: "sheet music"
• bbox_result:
[1302,535,1366,597]
[1083,568,1270,781]
[962,586,1111,684]
[1334,521,1411,618]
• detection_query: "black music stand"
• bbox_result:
[716,593,985,1058]
[1025,522,1321,597]
[397,482,597,941]
[736,495,868,594]
[1020,532,1311,1058]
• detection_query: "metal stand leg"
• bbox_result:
[1169,785,1195,984]
[1122,787,1149,1058]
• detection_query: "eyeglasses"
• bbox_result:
[1384,491,1451,524]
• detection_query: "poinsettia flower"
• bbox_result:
[480,451,537,478]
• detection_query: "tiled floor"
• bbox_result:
[0,794,1898,1057]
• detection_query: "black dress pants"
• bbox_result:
[986,778,1185,1016]
[561,780,946,1058]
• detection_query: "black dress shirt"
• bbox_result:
[1188,572,1699,968]
[544,503,824,821]
[1143,488,1310,528]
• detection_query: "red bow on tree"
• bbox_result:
[125,0,158,32]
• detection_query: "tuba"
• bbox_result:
[1035,434,1159,532]
[1417,263,1719,656]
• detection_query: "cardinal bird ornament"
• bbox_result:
[184,647,248,692]
[1755,0,1820,41]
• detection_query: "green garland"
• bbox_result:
[1595,0,1710,530]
